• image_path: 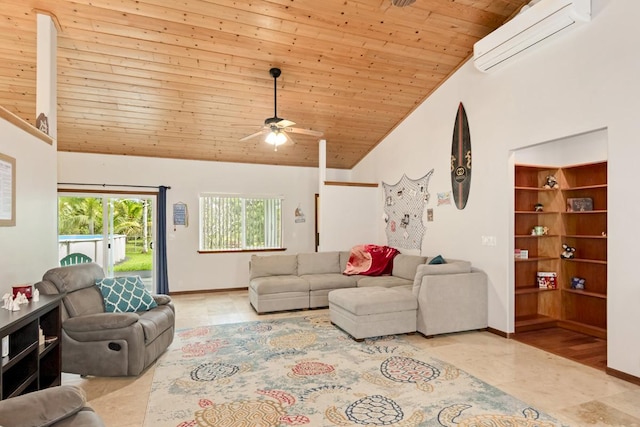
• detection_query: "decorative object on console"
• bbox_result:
[382,170,434,249]
[561,244,576,259]
[566,197,593,212]
[571,277,586,289]
[543,175,559,189]
[12,284,32,299]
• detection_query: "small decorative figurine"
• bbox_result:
[543,175,559,189]
[534,203,543,212]
[2,293,11,310]
[14,292,28,305]
[33,288,40,302]
[571,277,586,289]
[561,243,576,259]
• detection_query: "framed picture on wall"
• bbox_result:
[0,152,16,226]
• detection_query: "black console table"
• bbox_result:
[0,294,63,400]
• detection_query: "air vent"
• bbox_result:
[391,0,416,7]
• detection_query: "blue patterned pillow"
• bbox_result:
[96,276,157,313]
[428,254,446,265]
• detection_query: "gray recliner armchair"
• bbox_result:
[35,263,175,377]
[0,385,105,427]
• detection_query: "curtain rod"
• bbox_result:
[58,182,171,190]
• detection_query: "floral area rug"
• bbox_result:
[145,314,564,426]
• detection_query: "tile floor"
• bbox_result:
[64,290,640,427]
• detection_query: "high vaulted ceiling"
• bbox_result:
[1,0,526,169]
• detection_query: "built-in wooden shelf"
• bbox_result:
[513,161,607,343]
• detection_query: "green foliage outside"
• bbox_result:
[59,197,153,272]
[114,242,152,272]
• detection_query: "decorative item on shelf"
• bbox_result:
[531,225,548,236]
[12,284,32,299]
[571,277,586,289]
[543,175,559,189]
[534,203,543,212]
[601,231,607,237]
[560,244,576,259]
[514,249,529,259]
[566,197,593,212]
[33,288,39,301]
[536,271,557,289]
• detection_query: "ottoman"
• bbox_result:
[328,287,418,340]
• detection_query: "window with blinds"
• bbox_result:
[199,195,282,251]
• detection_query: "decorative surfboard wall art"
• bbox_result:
[451,102,472,210]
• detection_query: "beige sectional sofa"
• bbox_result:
[248,251,426,313]
[249,252,487,339]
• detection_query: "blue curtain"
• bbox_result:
[156,186,170,294]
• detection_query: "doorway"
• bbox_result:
[58,193,155,291]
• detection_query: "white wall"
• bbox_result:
[352,0,640,378]
[58,153,326,291]
[0,115,58,294]
[319,185,381,251]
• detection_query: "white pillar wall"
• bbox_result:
[36,13,57,140]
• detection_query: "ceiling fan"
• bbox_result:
[239,68,323,151]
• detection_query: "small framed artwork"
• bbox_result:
[0,152,16,226]
[566,197,593,212]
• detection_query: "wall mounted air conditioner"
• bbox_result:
[473,0,591,72]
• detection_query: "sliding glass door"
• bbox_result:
[58,193,155,291]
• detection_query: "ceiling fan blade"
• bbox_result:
[283,127,324,137]
[276,119,296,128]
[240,130,266,142]
[283,132,296,145]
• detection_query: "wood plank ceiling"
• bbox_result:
[0,0,527,169]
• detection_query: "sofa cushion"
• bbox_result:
[329,287,417,316]
[301,273,358,291]
[41,263,107,317]
[249,275,309,294]
[298,252,340,275]
[356,276,412,288]
[339,251,351,272]
[392,254,427,280]
[250,254,298,279]
[43,263,105,293]
[96,276,158,313]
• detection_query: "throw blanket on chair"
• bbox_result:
[344,244,399,276]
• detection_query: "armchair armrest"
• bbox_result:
[64,312,139,333]
[0,385,86,427]
[152,294,172,305]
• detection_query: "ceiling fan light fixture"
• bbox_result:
[265,130,287,149]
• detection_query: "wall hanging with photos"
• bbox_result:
[382,169,433,250]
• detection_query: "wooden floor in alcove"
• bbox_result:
[513,327,607,371]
